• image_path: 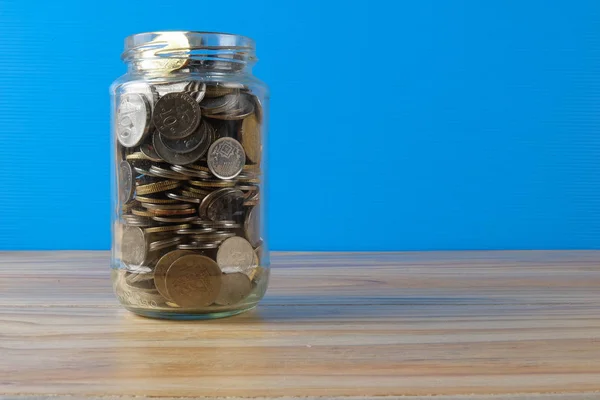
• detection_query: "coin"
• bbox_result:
[122,214,154,227]
[153,130,208,165]
[244,206,260,247]
[149,236,182,252]
[120,81,158,111]
[200,93,238,114]
[165,254,222,307]
[153,250,193,301]
[152,81,187,97]
[240,113,261,164]
[139,143,163,162]
[152,215,198,223]
[176,227,215,235]
[160,119,212,155]
[147,207,196,216]
[166,192,202,203]
[135,195,179,204]
[144,224,191,234]
[206,189,245,221]
[189,179,236,188]
[121,226,148,266]
[118,161,134,204]
[192,231,236,242]
[116,93,151,148]
[132,208,154,217]
[216,236,256,276]
[206,93,254,120]
[205,84,238,98]
[177,242,220,250]
[214,273,252,306]
[139,32,190,72]
[171,165,212,179]
[153,92,201,140]
[148,165,188,180]
[126,152,149,161]
[184,81,206,102]
[199,188,244,221]
[136,180,180,195]
[207,137,246,179]
[187,164,211,172]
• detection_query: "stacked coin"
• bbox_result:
[114,80,265,310]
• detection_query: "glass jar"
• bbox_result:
[109,32,269,319]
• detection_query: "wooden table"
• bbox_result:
[1,251,600,400]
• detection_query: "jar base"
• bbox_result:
[125,304,257,320]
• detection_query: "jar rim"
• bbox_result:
[123,31,256,54]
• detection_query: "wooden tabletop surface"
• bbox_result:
[1,251,600,400]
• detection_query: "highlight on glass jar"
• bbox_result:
[110,31,269,319]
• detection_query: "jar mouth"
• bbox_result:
[122,31,256,72]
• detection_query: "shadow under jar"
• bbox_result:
[110,32,269,320]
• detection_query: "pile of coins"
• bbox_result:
[113,79,266,311]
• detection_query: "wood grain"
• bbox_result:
[1,251,600,399]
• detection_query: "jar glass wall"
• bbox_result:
[109,32,269,319]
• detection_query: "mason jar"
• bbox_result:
[109,32,269,319]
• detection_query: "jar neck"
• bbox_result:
[122,32,256,77]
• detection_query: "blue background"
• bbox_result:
[0,0,599,251]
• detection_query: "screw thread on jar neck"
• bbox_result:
[122,31,256,75]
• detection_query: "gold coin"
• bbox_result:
[140,32,190,72]
[249,265,265,282]
[240,114,261,164]
[165,254,222,307]
[126,152,149,161]
[189,180,235,188]
[136,180,180,195]
[183,185,211,195]
[187,164,210,172]
[145,224,191,234]
[239,178,260,184]
[135,195,179,204]
[132,208,154,217]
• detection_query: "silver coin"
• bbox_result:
[121,226,148,266]
[122,214,154,227]
[205,93,254,121]
[116,93,151,148]
[120,81,158,110]
[153,92,201,140]
[148,165,188,180]
[244,206,260,247]
[199,188,238,219]
[166,192,202,204]
[216,236,257,276]
[153,81,189,97]
[207,137,246,179]
[170,164,212,179]
[153,130,209,166]
[139,143,163,162]
[133,166,159,177]
[118,161,134,204]
[176,227,215,235]
[160,119,212,154]
[125,271,154,285]
[184,81,207,102]
[152,215,198,223]
[214,272,252,306]
[149,236,182,252]
[177,242,219,250]
[192,231,236,242]
[207,220,241,229]
[206,189,245,222]
[200,93,239,115]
